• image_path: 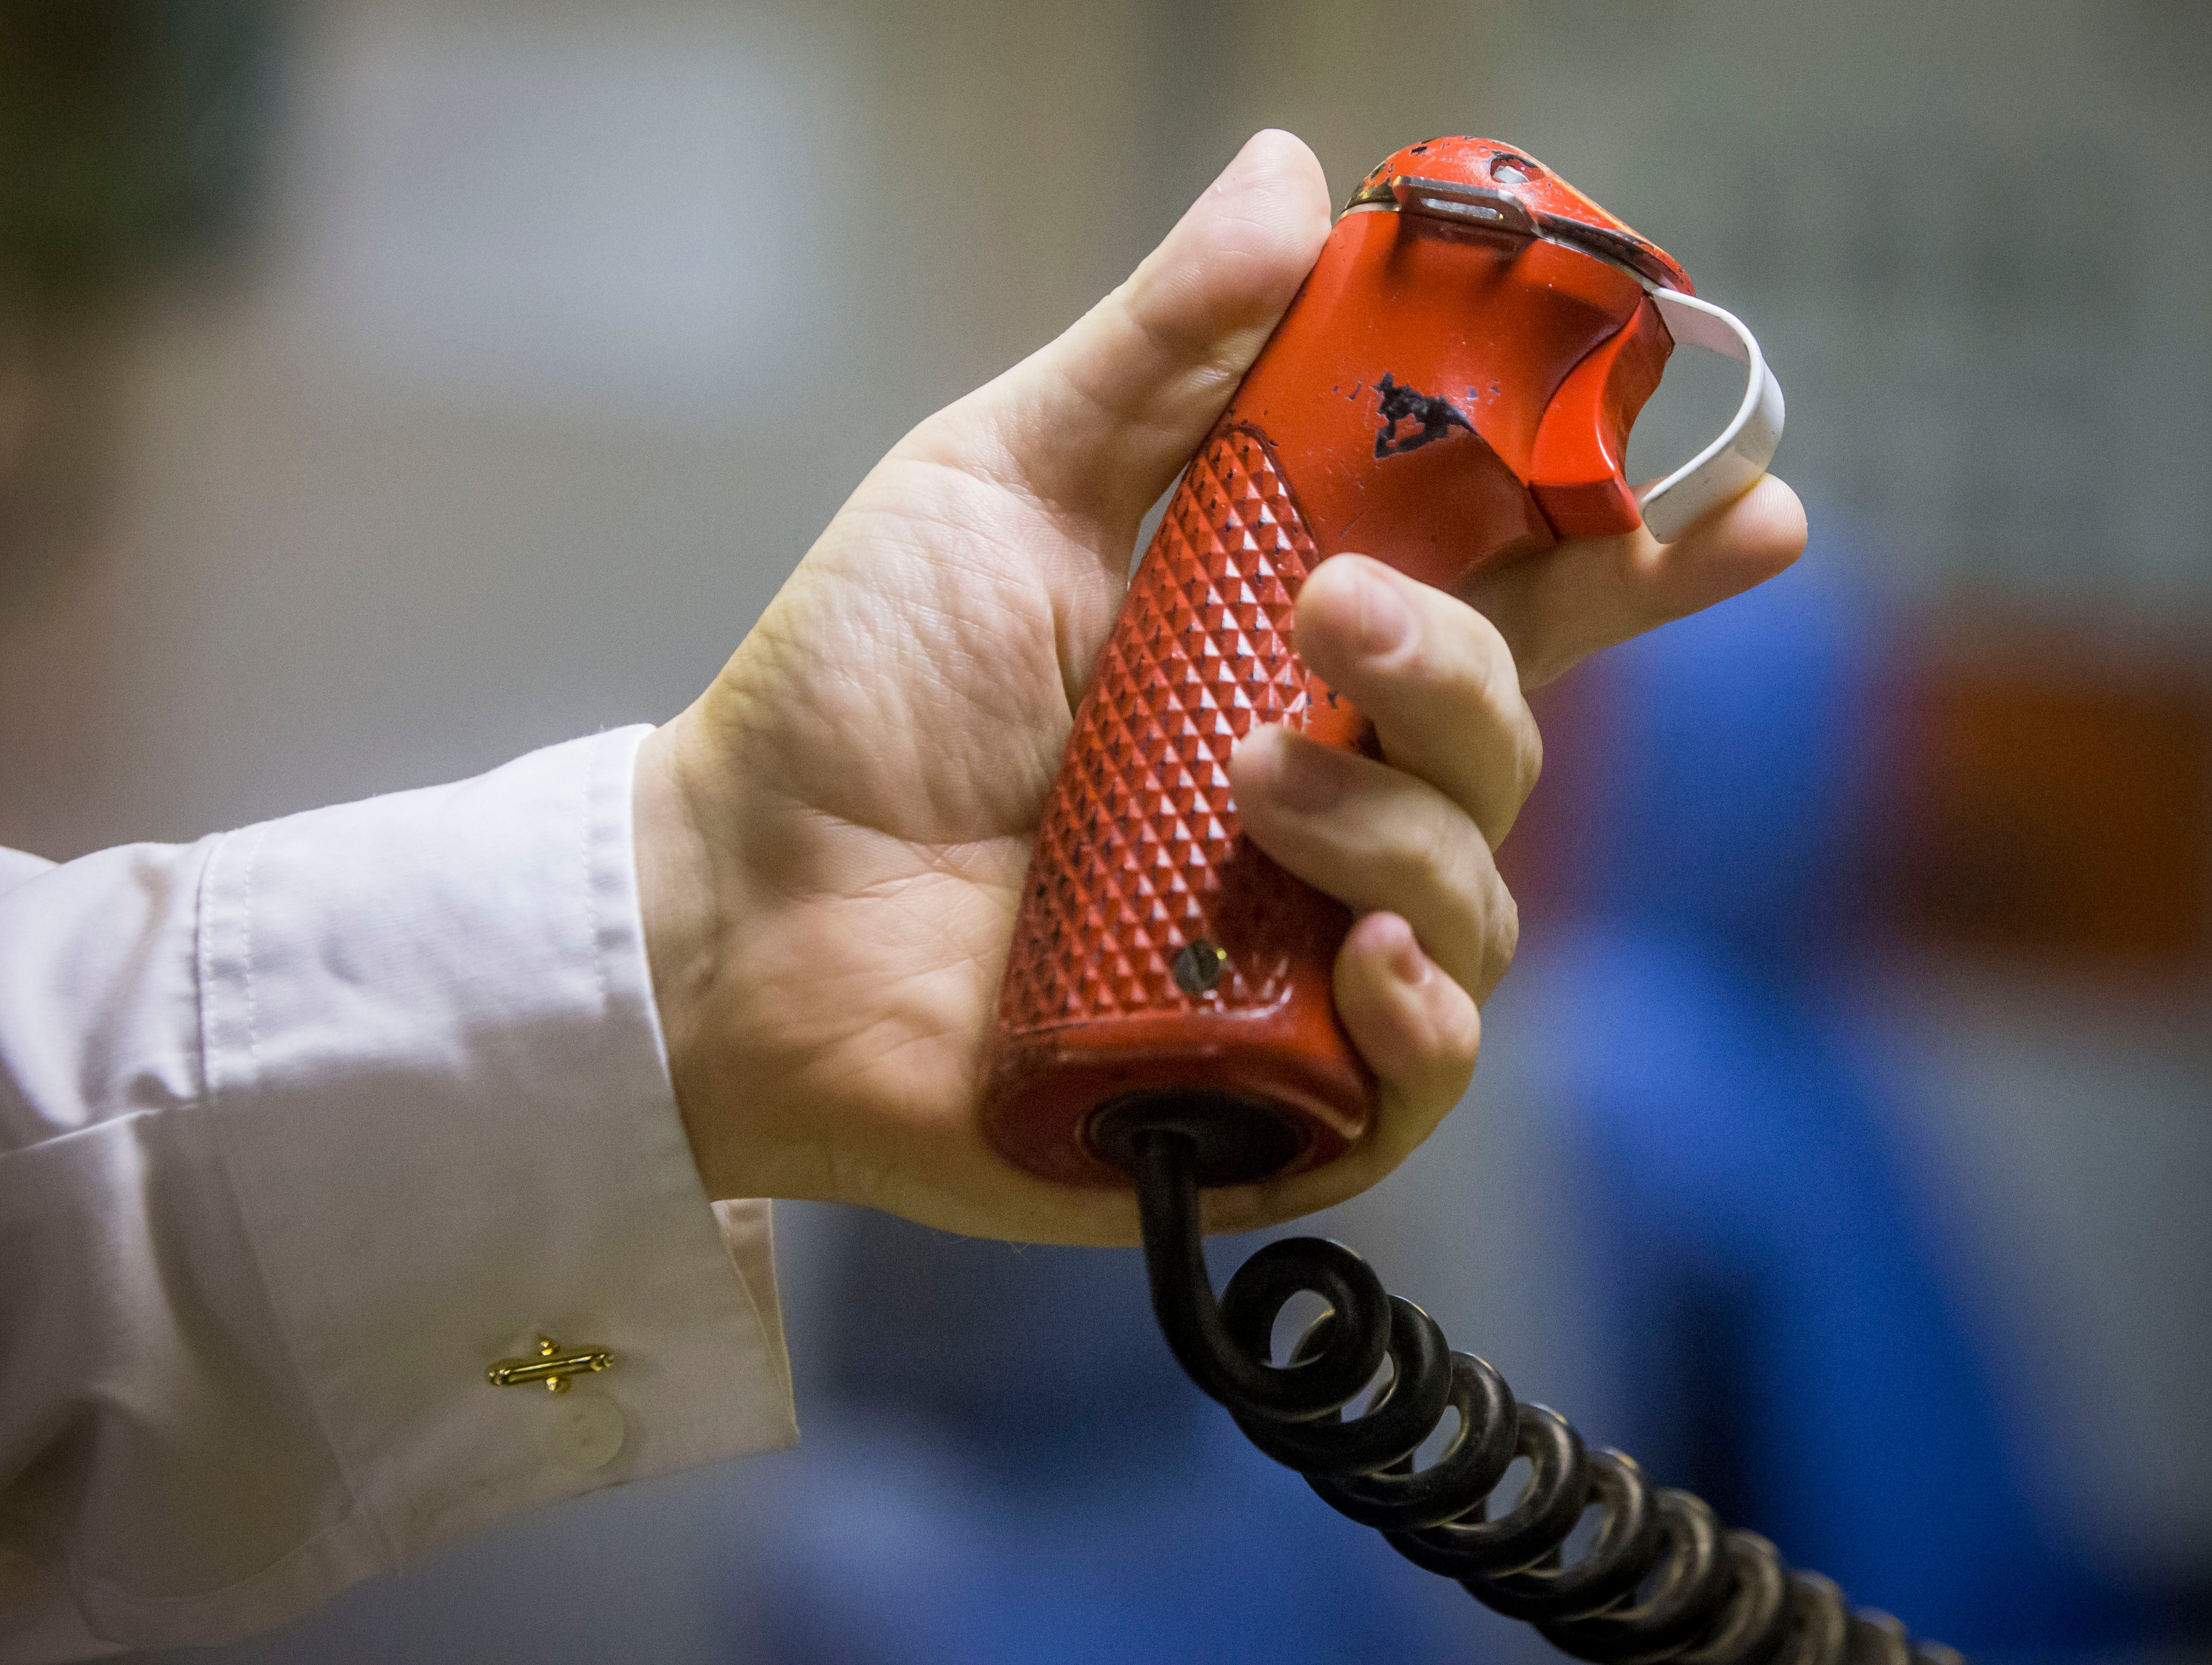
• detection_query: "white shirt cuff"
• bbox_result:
[37,726,795,1651]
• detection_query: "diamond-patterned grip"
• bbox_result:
[983,425,1372,1188]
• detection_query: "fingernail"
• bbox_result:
[1265,733,1346,813]
[1354,568,1412,658]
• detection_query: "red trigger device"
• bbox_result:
[984,137,1784,1191]
[980,150,1946,1656]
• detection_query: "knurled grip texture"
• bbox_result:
[983,423,1373,1187]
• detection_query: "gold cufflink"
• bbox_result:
[487,1334,615,1393]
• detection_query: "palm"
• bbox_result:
[689,442,1137,1234]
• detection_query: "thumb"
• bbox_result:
[906,129,1333,536]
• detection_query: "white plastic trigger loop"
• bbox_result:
[1635,290,1785,544]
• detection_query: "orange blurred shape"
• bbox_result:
[1895,633,2212,968]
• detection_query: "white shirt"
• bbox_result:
[0,727,797,1661]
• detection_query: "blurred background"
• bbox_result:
[1,0,2204,1659]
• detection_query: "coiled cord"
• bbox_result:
[1131,1127,1967,1664]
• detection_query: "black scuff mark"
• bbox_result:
[1372,373,1475,458]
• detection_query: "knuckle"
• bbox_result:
[1439,987,1483,1069]
[1379,803,1465,896]
[1461,605,1521,704]
[1454,889,1516,1005]
[1483,874,1521,986]
[1513,717,1545,801]
[1434,615,1532,760]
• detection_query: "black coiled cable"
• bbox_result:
[1130,1128,1968,1665]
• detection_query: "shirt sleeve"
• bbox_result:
[0,727,797,1661]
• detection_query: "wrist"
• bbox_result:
[633,715,745,1199]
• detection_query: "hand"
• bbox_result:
[635,130,1805,1246]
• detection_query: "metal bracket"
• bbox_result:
[1387,175,1539,238]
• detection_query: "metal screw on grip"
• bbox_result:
[1125,1121,1967,1665]
[1171,940,1228,995]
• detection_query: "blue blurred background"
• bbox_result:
[1,2,2205,1661]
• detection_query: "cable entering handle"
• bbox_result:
[1125,1118,1965,1664]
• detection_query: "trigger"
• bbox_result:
[1530,297,1672,539]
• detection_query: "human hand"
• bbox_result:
[634,130,1805,1246]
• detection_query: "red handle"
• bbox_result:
[984,137,1681,1190]
[984,423,1370,1188]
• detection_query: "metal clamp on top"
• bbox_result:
[1380,172,1784,544]
[1388,175,1540,237]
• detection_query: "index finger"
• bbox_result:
[1465,474,1807,690]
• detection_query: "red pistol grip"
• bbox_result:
[984,138,1688,1191]
[985,426,1369,1191]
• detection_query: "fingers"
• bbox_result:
[904,129,1333,537]
[1199,912,1477,1234]
[1291,554,1541,848]
[1214,556,1532,1234]
[1467,473,1808,689]
[1331,911,1482,1114]
[1198,482,1802,1236]
[1228,726,1519,1005]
